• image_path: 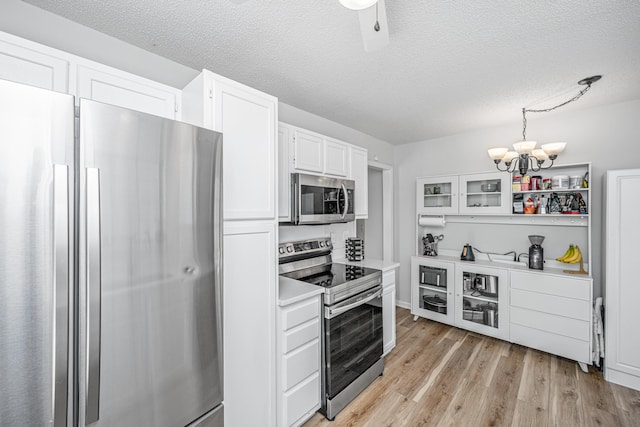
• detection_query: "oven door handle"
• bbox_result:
[326,288,382,319]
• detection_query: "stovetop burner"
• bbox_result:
[279,238,382,305]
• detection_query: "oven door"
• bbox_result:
[292,173,355,224]
[323,286,383,399]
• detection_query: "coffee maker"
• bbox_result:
[528,235,545,270]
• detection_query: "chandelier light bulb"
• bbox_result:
[541,142,567,156]
[502,151,520,163]
[487,147,509,161]
[531,148,549,161]
[513,140,537,155]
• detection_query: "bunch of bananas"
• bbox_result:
[556,244,583,264]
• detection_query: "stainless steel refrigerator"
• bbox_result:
[0,79,224,426]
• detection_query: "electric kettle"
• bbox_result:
[460,244,475,261]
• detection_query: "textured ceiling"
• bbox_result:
[23,0,640,144]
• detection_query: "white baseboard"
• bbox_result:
[605,367,640,392]
[396,300,410,310]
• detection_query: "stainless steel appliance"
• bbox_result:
[419,265,447,288]
[0,79,224,426]
[278,238,383,420]
[290,173,355,224]
[528,235,545,270]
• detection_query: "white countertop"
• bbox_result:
[278,276,324,307]
[413,252,591,280]
[332,257,400,272]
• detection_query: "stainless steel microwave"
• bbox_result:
[291,173,355,225]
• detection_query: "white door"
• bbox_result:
[324,138,349,177]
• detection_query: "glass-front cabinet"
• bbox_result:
[454,264,508,340]
[411,257,455,325]
[459,172,511,215]
[416,176,459,215]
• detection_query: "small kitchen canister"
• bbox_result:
[570,175,582,189]
[542,178,552,190]
[552,175,569,189]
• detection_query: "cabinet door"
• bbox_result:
[454,264,508,340]
[224,222,276,427]
[324,138,349,177]
[411,257,455,325]
[459,172,511,214]
[416,176,459,214]
[293,129,324,173]
[213,79,277,220]
[0,34,69,92]
[350,146,368,218]
[74,64,179,119]
[382,283,396,356]
[278,123,293,222]
[605,169,640,384]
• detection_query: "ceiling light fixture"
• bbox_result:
[488,75,602,175]
[339,0,377,11]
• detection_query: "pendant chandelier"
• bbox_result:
[488,75,601,175]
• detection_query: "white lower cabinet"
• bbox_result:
[224,222,277,427]
[382,270,397,356]
[510,270,592,369]
[454,264,509,340]
[412,256,592,367]
[278,295,322,427]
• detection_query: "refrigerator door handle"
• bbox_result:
[53,165,69,427]
[86,168,102,425]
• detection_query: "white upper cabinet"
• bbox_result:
[278,123,293,222]
[0,31,69,92]
[416,175,459,215]
[324,138,349,177]
[182,70,277,221]
[350,145,368,218]
[458,172,511,215]
[73,63,180,120]
[293,129,324,173]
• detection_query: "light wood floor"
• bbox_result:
[304,307,640,427]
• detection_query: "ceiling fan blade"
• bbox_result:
[357,0,389,52]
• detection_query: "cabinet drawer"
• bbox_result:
[383,271,395,287]
[510,271,590,300]
[283,372,320,427]
[510,307,590,341]
[283,319,319,354]
[282,298,319,331]
[511,324,590,364]
[283,339,320,390]
[511,289,590,321]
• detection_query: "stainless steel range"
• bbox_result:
[279,238,384,421]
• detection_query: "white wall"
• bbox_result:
[365,168,384,259]
[394,99,640,305]
[279,103,394,165]
[0,0,197,88]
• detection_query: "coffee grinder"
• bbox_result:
[528,235,545,270]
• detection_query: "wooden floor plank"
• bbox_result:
[302,308,640,427]
[516,348,551,410]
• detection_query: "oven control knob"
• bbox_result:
[286,246,293,253]
[326,240,331,247]
[319,241,325,247]
[278,247,285,254]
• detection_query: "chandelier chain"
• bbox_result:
[521,82,593,141]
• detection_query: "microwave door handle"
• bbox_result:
[340,183,348,219]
